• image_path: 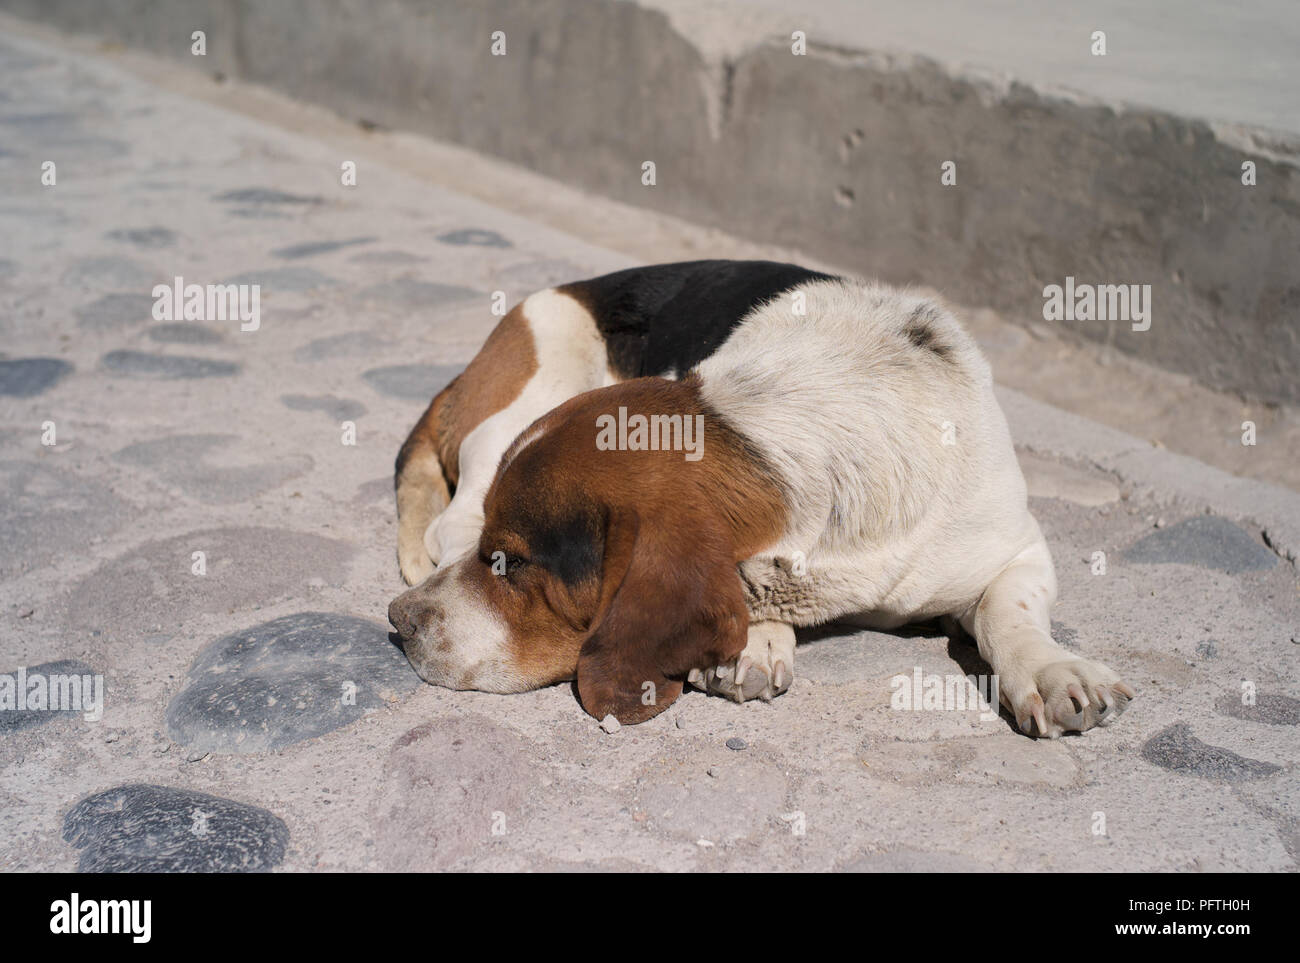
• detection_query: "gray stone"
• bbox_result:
[223,266,337,292]
[166,612,420,754]
[101,350,239,379]
[271,236,376,259]
[63,783,288,872]
[351,476,392,506]
[1140,723,1281,781]
[0,110,77,131]
[348,250,426,265]
[0,357,72,396]
[635,753,786,843]
[226,207,292,220]
[105,226,178,248]
[495,257,586,291]
[280,393,367,421]
[1215,693,1300,726]
[436,227,512,248]
[1124,516,1278,573]
[725,737,747,750]
[147,322,223,344]
[75,293,155,329]
[0,460,133,576]
[293,330,388,362]
[355,278,480,309]
[61,255,157,289]
[1050,620,1078,648]
[362,362,463,401]
[113,433,309,503]
[214,187,321,205]
[373,715,539,870]
[0,659,98,732]
[53,527,354,638]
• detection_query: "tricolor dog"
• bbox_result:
[389,261,1135,736]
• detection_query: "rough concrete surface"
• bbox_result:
[1,0,1297,406]
[0,27,1297,873]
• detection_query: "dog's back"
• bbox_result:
[698,277,1037,626]
[397,259,834,583]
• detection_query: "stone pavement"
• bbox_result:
[1,28,1296,872]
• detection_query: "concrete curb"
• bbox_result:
[4,0,1297,406]
[998,384,1300,565]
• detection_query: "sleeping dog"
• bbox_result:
[389,260,1135,736]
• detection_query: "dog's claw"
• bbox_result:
[701,625,795,704]
[1066,682,1089,709]
[1007,658,1135,737]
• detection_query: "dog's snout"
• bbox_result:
[388,589,437,640]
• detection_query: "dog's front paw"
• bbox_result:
[399,548,435,587]
[692,621,795,703]
[1009,657,1135,738]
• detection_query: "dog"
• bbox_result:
[389,263,1135,737]
[394,259,832,585]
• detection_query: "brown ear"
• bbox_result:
[576,506,749,724]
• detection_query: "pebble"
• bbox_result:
[599,714,621,734]
[725,737,747,751]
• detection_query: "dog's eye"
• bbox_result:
[484,550,530,577]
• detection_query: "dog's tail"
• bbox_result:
[395,403,452,585]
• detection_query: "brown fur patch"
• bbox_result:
[467,375,787,722]
[397,303,539,490]
[393,304,539,583]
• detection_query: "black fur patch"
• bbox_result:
[903,305,954,363]
[560,260,837,379]
[526,504,603,587]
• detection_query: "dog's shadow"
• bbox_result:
[795,618,1024,736]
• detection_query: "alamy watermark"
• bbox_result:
[595,406,704,462]
[152,275,260,331]
[890,666,999,722]
[1042,276,1151,332]
[0,667,104,721]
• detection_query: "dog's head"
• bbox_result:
[387,377,783,723]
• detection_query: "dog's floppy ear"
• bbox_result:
[576,505,748,724]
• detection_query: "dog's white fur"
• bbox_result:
[423,289,616,569]
[694,278,1130,734]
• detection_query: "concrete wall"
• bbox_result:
[6,0,1297,403]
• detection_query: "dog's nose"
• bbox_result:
[388,592,419,640]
